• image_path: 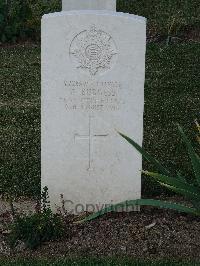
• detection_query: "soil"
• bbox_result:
[0,198,200,261]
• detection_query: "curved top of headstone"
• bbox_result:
[62,0,116,11]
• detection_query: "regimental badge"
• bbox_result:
[70,25,117,76]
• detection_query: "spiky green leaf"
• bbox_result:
[118,132,170,176]
[176,171,187,183]
[143,171,200,201]
[177,124,200,186]
[79,199,199,223]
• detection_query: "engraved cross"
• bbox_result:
[74,115,108,170]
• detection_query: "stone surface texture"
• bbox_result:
[41,10,146,213]
[62,0,116,11]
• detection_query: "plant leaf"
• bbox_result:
[79,199,199,223]
[177,124,200,186]
[118,132,170,176]
[176,171,187,183]
[143,171,200,201]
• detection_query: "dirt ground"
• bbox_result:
[0,198,200,261]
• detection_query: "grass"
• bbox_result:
[143,43,200,195]
[117,0,200,38]
[0,45,41,197]
[0,43,200,197]
[1,258,200,266]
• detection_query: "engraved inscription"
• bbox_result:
[70,25,117,76]
[62,81,122,112]
[74,115,108,170]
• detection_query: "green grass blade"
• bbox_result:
[118,132,170,176]
[176,171,187,183]
[177,124,200,186]
[158,183,200,205]
[143,171,200,201]
[79,199,199,223]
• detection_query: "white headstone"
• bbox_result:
[62,0,116,11]
[41,2,146,214]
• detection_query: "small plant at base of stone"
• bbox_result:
[9,187,65,250]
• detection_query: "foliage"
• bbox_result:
[0,0,32,43]
[9,210,64,249]
[24,0,61,41]
[41,186,51,212]
[0,0,61,43]
[0,44,199,197]
[81,125,200,223]
[0,1,9,42]
[9,187,65,250]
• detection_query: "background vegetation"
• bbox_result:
[0,0,60,43]
[0,0,199,43]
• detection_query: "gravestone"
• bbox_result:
[62,0,116,11]
[41,0,146,214]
